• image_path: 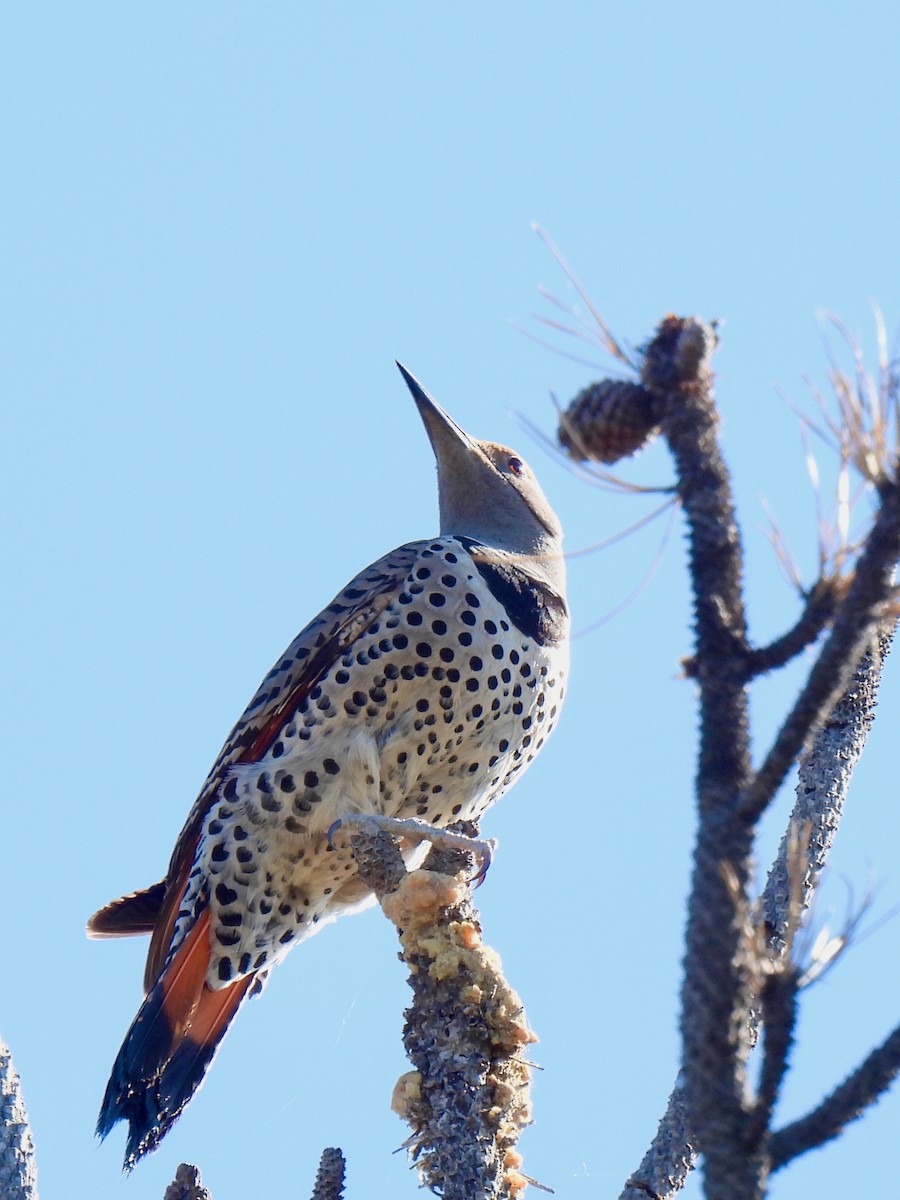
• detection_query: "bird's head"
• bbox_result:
[398,363,564,581]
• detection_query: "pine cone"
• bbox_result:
[558,379,659,464]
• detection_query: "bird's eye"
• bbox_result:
[507,457,525,477]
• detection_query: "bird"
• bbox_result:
[89,364,569,1170]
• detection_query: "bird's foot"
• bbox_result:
[328,814,497,886]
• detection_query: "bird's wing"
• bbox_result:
[141,540,425,989]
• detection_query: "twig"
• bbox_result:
[0,1035,38,1200]
[769,1022,900,1171]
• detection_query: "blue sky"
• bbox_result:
[4,5,900,1198]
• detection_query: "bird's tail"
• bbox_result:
[97,908,254,1171]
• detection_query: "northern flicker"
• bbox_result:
[89,365,569,1169]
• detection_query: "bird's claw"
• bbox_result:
[328,814,497,886]
[469,837,498,888]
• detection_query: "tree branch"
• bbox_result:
[760,628,894,951]
[618,1085,696,1200]
[163,1163,212,1200]
[349,823,535,1200]
[748,966,798,1147]
[310,1147,346,1200]
[743,579,840,678]
[741,486,900,825]
[643,316,761,1199]
[681,579,839,683]
[621,626,896,1197]
[570,313,899,1200]
[770,1022,900,1171]
[0,1035,38,1200]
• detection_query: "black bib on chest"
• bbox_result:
[457,537,568,647]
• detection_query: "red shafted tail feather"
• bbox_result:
[86,881,167,939]
[97,907,255,1171]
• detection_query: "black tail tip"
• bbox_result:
[97,1092,162,1173]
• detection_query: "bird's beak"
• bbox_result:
[396,362,478,463]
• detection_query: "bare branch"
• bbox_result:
[163,1162,211,1200]
[681,578,840,683]
[743,579,840,678]
[622,628,895,1197]
[562,310,898,1200]
[642,316,761,1199]
[760,628,894,950]
[741,489,900,825]
[349,823,535,1200]
[748,966,799,1147]
[619,1085,696,1200]
[770,1022,900,1172]
[310,1147,347,1200]
[0,1036,38,1200]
